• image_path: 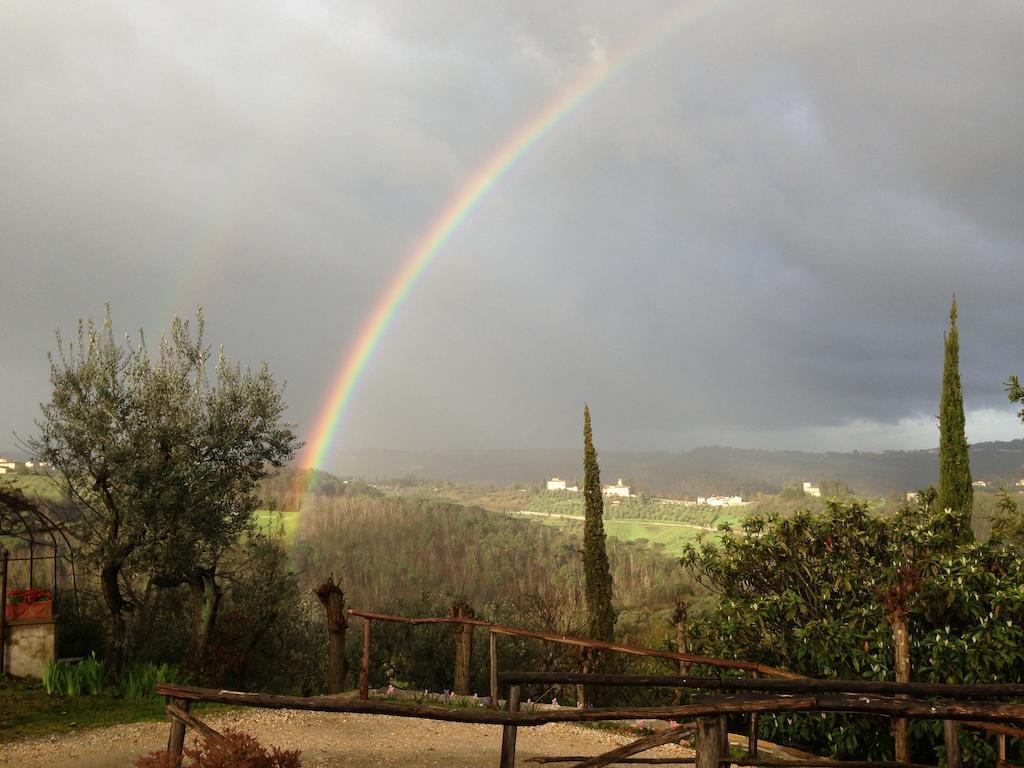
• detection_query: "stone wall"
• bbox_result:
[4,619,56,678]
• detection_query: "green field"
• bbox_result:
[4,473,65,502]
[253,509,300,537]
[603,519,709,555]
[510,511,730,555]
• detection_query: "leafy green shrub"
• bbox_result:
[79,652,105,695]
[134,729,301,768]
[682,501,1024,764]
[60,664,82,697]
[120,662,182,699]
[42,659,91,697]
[42,659,61,695]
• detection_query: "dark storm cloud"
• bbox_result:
[2,0,1023,463]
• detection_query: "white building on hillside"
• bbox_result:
[546,478,567,491]
[603,479,631,498]
[696,496,744,507]
[803,482,821,497]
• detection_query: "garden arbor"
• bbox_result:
[0,484,78,675]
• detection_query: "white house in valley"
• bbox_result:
[603,479,631,498]
[697,495,744,507]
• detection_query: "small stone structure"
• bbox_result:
[4,618,56,678]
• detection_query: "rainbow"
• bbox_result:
[300,2,716,476]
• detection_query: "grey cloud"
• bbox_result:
[2,1,1023,464]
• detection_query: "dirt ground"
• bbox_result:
[0,708,696,767]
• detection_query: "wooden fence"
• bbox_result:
[345,607,800,705]
[154,609,1024,768]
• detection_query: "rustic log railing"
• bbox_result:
[155,673,1024,768]
[344,607,800,710]
[152,609,1022,768]
[495,672,1024,768]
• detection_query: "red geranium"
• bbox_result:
[7,587,53,605]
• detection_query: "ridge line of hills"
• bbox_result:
[325,439,1024,497]
[6,439,1024,498]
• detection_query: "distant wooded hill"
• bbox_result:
[326,440,1024,497]
[290,492,691,612]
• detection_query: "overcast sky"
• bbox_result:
[3,1,1024,470]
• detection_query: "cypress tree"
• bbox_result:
[582,405,615,641]
[937,294,973,533]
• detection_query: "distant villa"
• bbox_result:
[602,479,631,498]
[697,495,744,507]
[545,477,579,492]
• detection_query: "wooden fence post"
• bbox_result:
[943,720,962,768]
[359,618,371,700]
[314,575,348,694]
[499,684,521,768]
[0,547,8,676]
[490,630,499,708]
[450,600,475,696]
[696,716,722,768]
[748,671,759,759]
[998,732,1007,765]
[166,697,190,767]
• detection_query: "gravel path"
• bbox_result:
[0,709,695,768]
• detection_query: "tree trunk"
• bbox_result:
[673,597,689,705]
[449,600,475,696]
[314,575,348,694]
[188,568,222,676]
[100,560,127,681]
[889,605,911,763]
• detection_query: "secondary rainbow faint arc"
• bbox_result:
[301,2,714,472]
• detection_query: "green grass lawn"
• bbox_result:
[5,474,65,502]
[253,509,300,537]
[511,512,727,555]
[0,676,235,744]
[601,519,709,555]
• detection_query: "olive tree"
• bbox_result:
[30,308,299,676]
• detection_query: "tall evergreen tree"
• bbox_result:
[582,405,615,641]
[937,294,973,533]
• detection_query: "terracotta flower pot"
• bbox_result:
[4,600,53,621]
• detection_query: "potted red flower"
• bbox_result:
[5,587,54,621]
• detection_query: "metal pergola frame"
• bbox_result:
[0,485,79,673]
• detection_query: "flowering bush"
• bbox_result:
[135,729,301,768]
[7,587,52,604]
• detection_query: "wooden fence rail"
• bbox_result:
[153,608,1022,768]
[156,681,1024,768]
[154,683,1024,726]
[498,672,1024,766]
[345,606,799,708]
[499,672,1024,699]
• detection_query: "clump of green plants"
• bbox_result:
[42,660,81,697]
[120,662,183,700]
[79,652,106,695]
[41,654,106,697]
